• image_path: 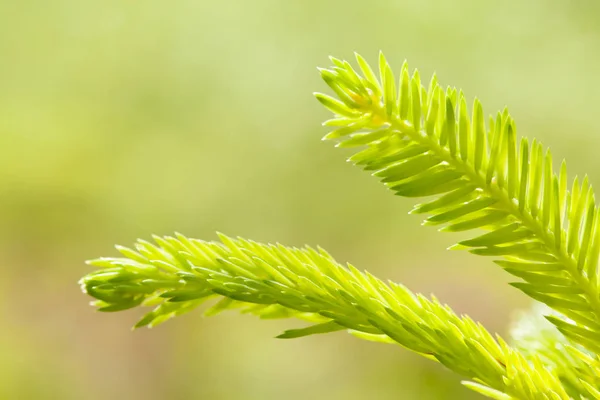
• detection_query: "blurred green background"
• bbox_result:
[2,0,600,398]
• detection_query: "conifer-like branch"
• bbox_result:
[78,53,600,399]
[316,53,600,356]
[80,233,569,399]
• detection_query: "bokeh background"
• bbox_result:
[2,1,600,398]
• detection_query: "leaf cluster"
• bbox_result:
[79,53,600,399]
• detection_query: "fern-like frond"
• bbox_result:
[316,53,600,354]
[80,233,568,399]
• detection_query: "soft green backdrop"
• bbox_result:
[1,1,600,398]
